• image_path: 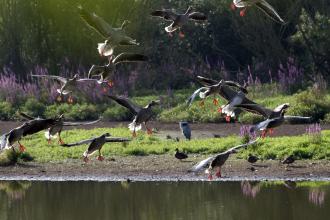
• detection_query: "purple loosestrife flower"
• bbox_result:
[277,57,304,93]
[306,123,322,144]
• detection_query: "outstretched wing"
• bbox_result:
[113,53,148,65]
[255,1,285,24]
[19,112,36,120]
[78,6,113,38]
[31,74,67,83]
[105,137,131,142]
[235,103,273,118]
[187,87,208,107]
[151,9,178,20]
[61,138,95,147]
[106,95,141,114]
[284,116,311,124]
[63,118,102,126]
[196,76,218,86]
[190,138,259,172]
[188,12,207,21]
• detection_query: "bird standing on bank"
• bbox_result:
[179,121,191,140]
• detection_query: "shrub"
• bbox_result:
[103,106,132,121]
[21,98,46,117]
[0,102,15,120]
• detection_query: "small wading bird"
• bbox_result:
[31,74,99,103]
[106,95,160,137]
[19,113,101,144]
[175,148,188,161]
[79,6,139,57]
[282,155,295,167]
[249,104,311,137]
[0,116,61,152]
[61,133,130,162]
[191,138,259,180]
[88,53,148,88]
[179,121,191,140]
[231,0,285,24]
[247,154,259,164]
[151,6,207,38]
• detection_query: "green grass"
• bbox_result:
[1,127,329,163]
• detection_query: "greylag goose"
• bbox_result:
[1,117,61,152]
[106,95,160,137]
[88,53,148,87]
[19,113,101,144]
[175,148,188,161]
[179,121,191,140]
[231,0,285,24]
[31,74,99,103]
[79,6,139,56]
[61,133,130,162]
[191,138,259,180]
[250,104,311,137]
[151,6,207,37]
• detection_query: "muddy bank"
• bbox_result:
[1,121,329,139]
[0,155,330,181]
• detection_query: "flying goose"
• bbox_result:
[191,138,259,180]
[250,104,311,137]
[31,74,99,103]
[106,95,160,137]
[88,53,148,86]
[0,117,60,152]
[231,0,285,24]
[175,148,188,161]
[179,121,191,140]
[61,133,130,162]
[151,6,207,37]
[79,6,139,56]
[19,113,101,144]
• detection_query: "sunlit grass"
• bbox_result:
[1,128,328,163]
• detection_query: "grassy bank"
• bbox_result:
[1,127,329,163]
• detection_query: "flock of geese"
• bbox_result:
[0,2,310,179]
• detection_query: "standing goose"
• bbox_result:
[79,6,139,57]
[179,121,191,140]
[106,95,160,137]
[191,138,259,180]
[250,104,311,137]
[88,53,148,87]
[31,74,99,103]
[231,0,285,24]
[1,125,26,152]
[19,113,101,144]
[151,6,207,37]
[61,133,130,162]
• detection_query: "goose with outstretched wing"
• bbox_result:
[31,74,98,103]
[88,53,148,87]
[151,6,207,38]
[231,0,285,24]
[61,133,130,162]
[19,113,101,144]
[79,6,139,57]
[191,138,259,180]
[106,95,160,137]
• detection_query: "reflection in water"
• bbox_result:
[309,188,326,206]
[0,181,31,200]
[0,181,329,220]
[283,180,297,189]
[241,181,261,198]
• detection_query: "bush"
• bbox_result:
[103,106,132,121]
[21,98,46,117]
[0,102,15,120]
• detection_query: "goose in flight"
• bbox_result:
[191,138,259,180]
[88,53,148,88]
[31,74,99,103]
[231,0,285,24]
[19,113,101,144]
[106,95,160,137]
[79,6,139,57]
[151,6,207,38]
[61,133,130,162]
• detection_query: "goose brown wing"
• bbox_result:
[22,119,56,136]
[196,76,218,86]
[188,12,207,21]
[151,9,178,20]
[106,95,141,114]
[235,103,273,118]
[61,138,95,147]
[255,1,285,24]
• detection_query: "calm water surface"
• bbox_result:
[0,181,329,220]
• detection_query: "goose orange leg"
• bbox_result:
[145,122,153,135]
[179,31,185,38]
[213,97,219,106]
[225,115,231,122]
[97,150,104,161]
[230,3,236,10]
[132,130,137,137]
[18,141,26,152]
[215,167,222,178]
[208,174,213,180]
[83,156,89,163]
[240,8,247,17]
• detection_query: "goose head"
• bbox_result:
[148,100,160,107]
[103,132,111,137]
[121,20,130,29]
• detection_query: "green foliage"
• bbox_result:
[0,149,19,166]
[45,103,102,120]
[22,98,46,117]
[0,102,14,120]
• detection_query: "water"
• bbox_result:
[0,181,329,220]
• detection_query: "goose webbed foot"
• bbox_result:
[67,96,74,104]
[217,107,223,113]
[225,115,231,122]
[261,130,268,138]
[230,3,236,10]
[107,80,114,88]
[147,128,153,135]
[83,157,89,163]
[240,8,247,17]
[47,139,52,144]
[56,95,62,102]
[213,98,219,106]
[208,174,213,181]
[179,31,185,38]
[19,143,26,152]
[97,155,104,161]
[58,138,65,145]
